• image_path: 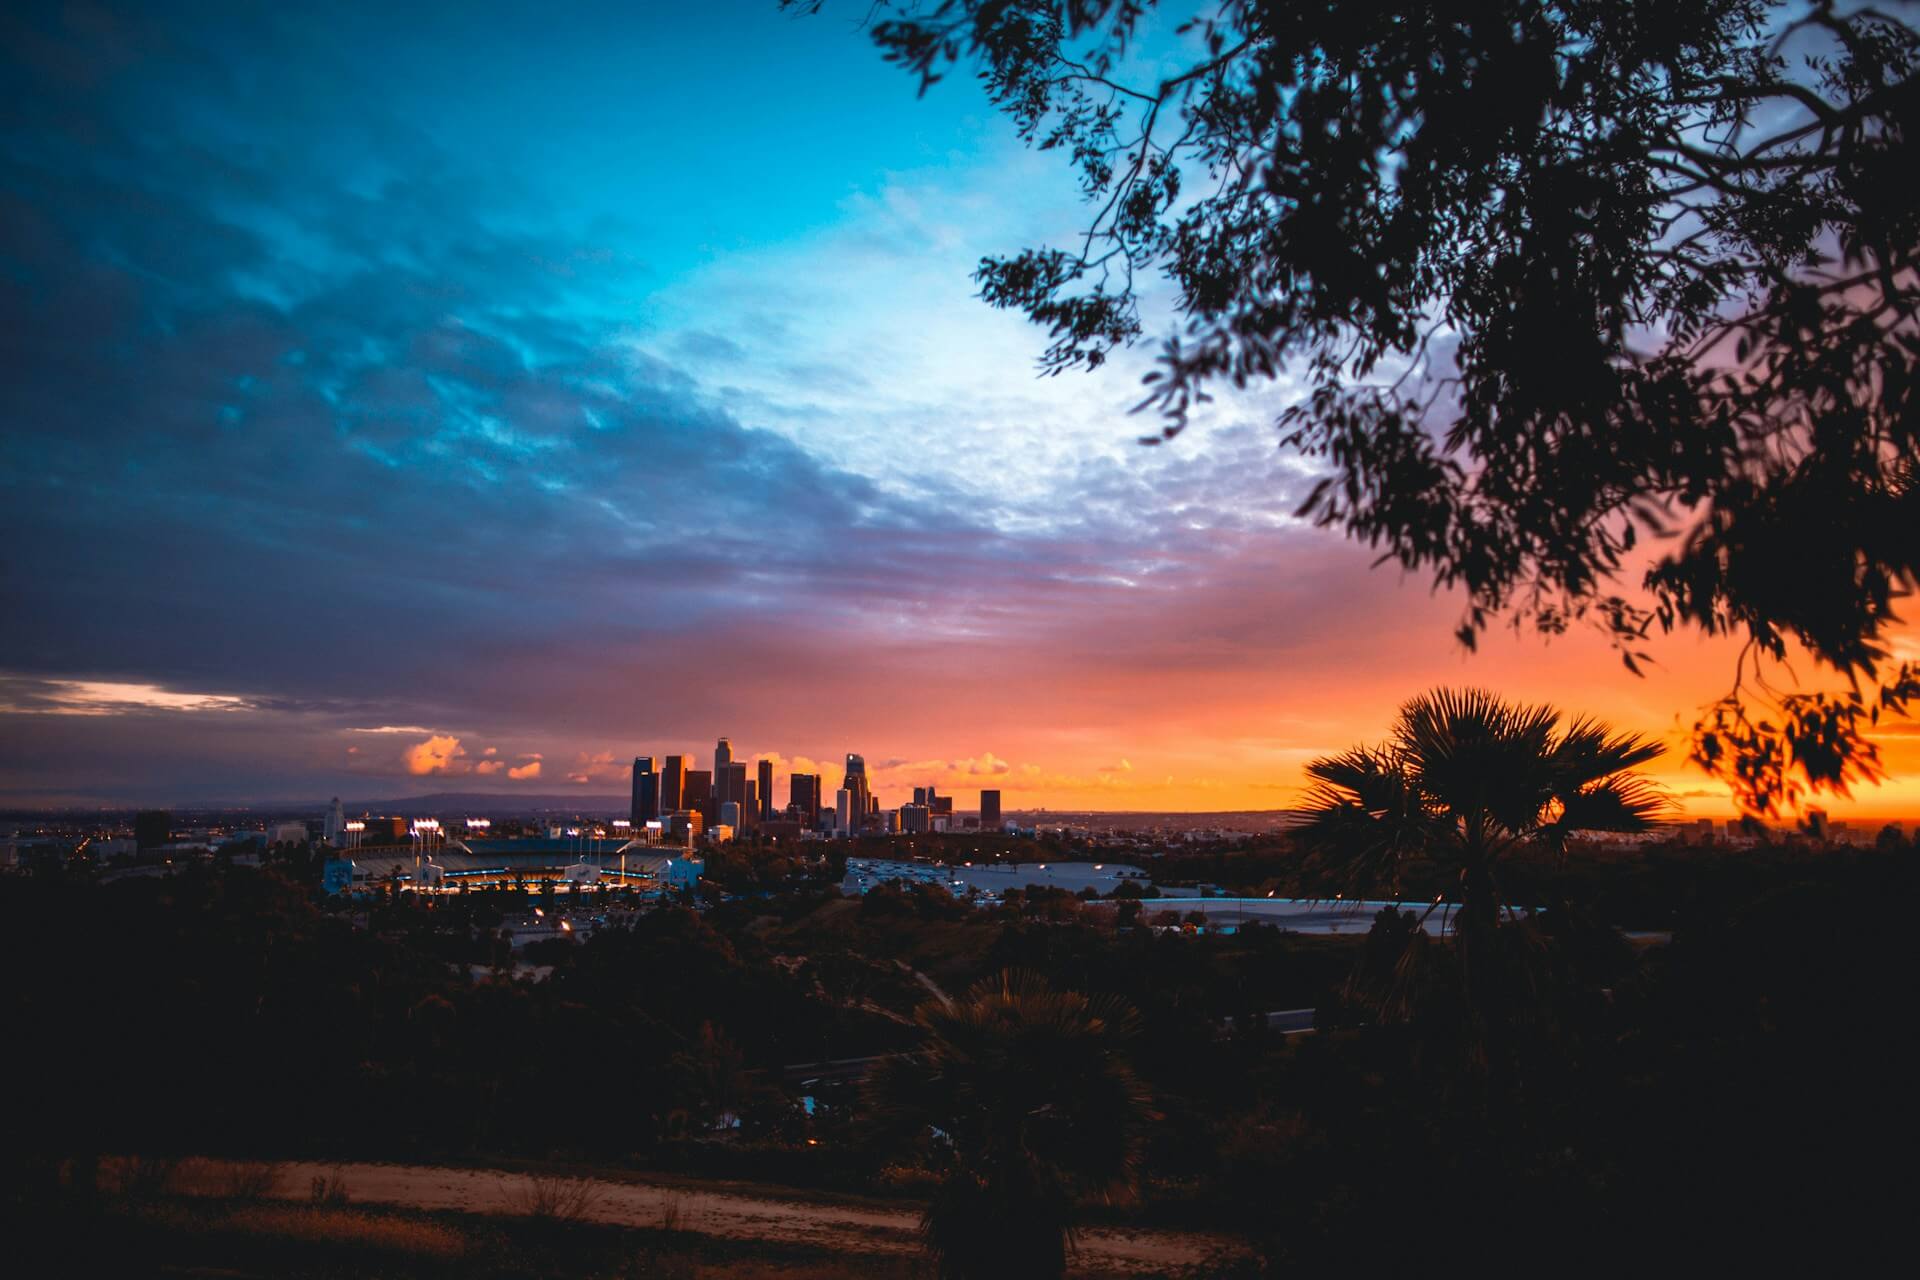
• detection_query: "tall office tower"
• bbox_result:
[840,754,870,832]
[683,769,713,822]
[980,789,1002,828]
[720,800,741,831]
[631,756,659,826]
[660,755,687,813]
[325,796,345,847]
[742,780,758,830]
[835,788,853,835]
[757,758,774,821]
[713,738,733,801]
[722,761,748,810]
[913,786,928,807]
[789,773,821,826]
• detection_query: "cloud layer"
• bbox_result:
[1,2,1913,816]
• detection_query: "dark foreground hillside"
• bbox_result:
[4,844,1916,1271]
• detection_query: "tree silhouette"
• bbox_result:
[870,969,1154,1279]
[1296,689,1664,1072]
[799,0,1920,815]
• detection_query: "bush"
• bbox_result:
[114,1155,181,1202]
[309,1168,350,1205]
[514,1172,600,1222]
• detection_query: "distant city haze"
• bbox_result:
[0,2,1914,818]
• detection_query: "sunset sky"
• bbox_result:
[3,1,1915,816]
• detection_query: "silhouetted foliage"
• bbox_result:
[868,970,1153,1279]
[800,0,1920,814]
[1295,688,1663,1089]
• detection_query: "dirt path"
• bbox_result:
[272,1161,1242,1275]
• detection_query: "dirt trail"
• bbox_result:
[272,1161,1241,1275]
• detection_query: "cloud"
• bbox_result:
[566,751,628,785]
[403,735,466,776]
[508,759,542,781]
[0,675,255,717]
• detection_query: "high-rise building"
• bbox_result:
[713,738,733,802]
[835,788,853,835]
[631,756,659,826]
[660,755,687,813]
[742,780,758,830]
[720,800,742,831]
[757,758,774,821]
[841,754,870,832]
[901,803,930,834]
[683,769,713,824]
[789,773,822,826]
[325,796,345,846]
[980,789,1002,828]
[913,786,928,807]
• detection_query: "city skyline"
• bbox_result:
[3,1,1916,819]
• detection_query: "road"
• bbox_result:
[268,1160,1246,1275]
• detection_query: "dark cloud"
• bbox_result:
[0,1,1406,807]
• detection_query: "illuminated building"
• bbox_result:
[631,756,659,825]
[669,810,703,845]
[713,738,733,802]
[660,755,687,813]
[789,773,822,826]
[841,754,870,832]
[835,788,852,835]
[684,769,713,824]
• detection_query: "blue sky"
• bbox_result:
[0,1,1772,812]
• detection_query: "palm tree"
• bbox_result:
[1297,689,1665,1052]
[870,970,1154,1280]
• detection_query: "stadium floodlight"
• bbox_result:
[465,817,491,830]
[612,820,630,830]
[345,821,365,832]
[565,827,580,837]
[645,820,662,830]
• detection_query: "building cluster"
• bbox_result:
[627,738,1006,843]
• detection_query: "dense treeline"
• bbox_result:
[4,839,1915,1268]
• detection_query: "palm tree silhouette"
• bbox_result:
[1297,689,1665,1057]
[871,970,1154,1280]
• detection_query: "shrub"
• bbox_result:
[309,1168,350,1205]
[514,1172,599,1222]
